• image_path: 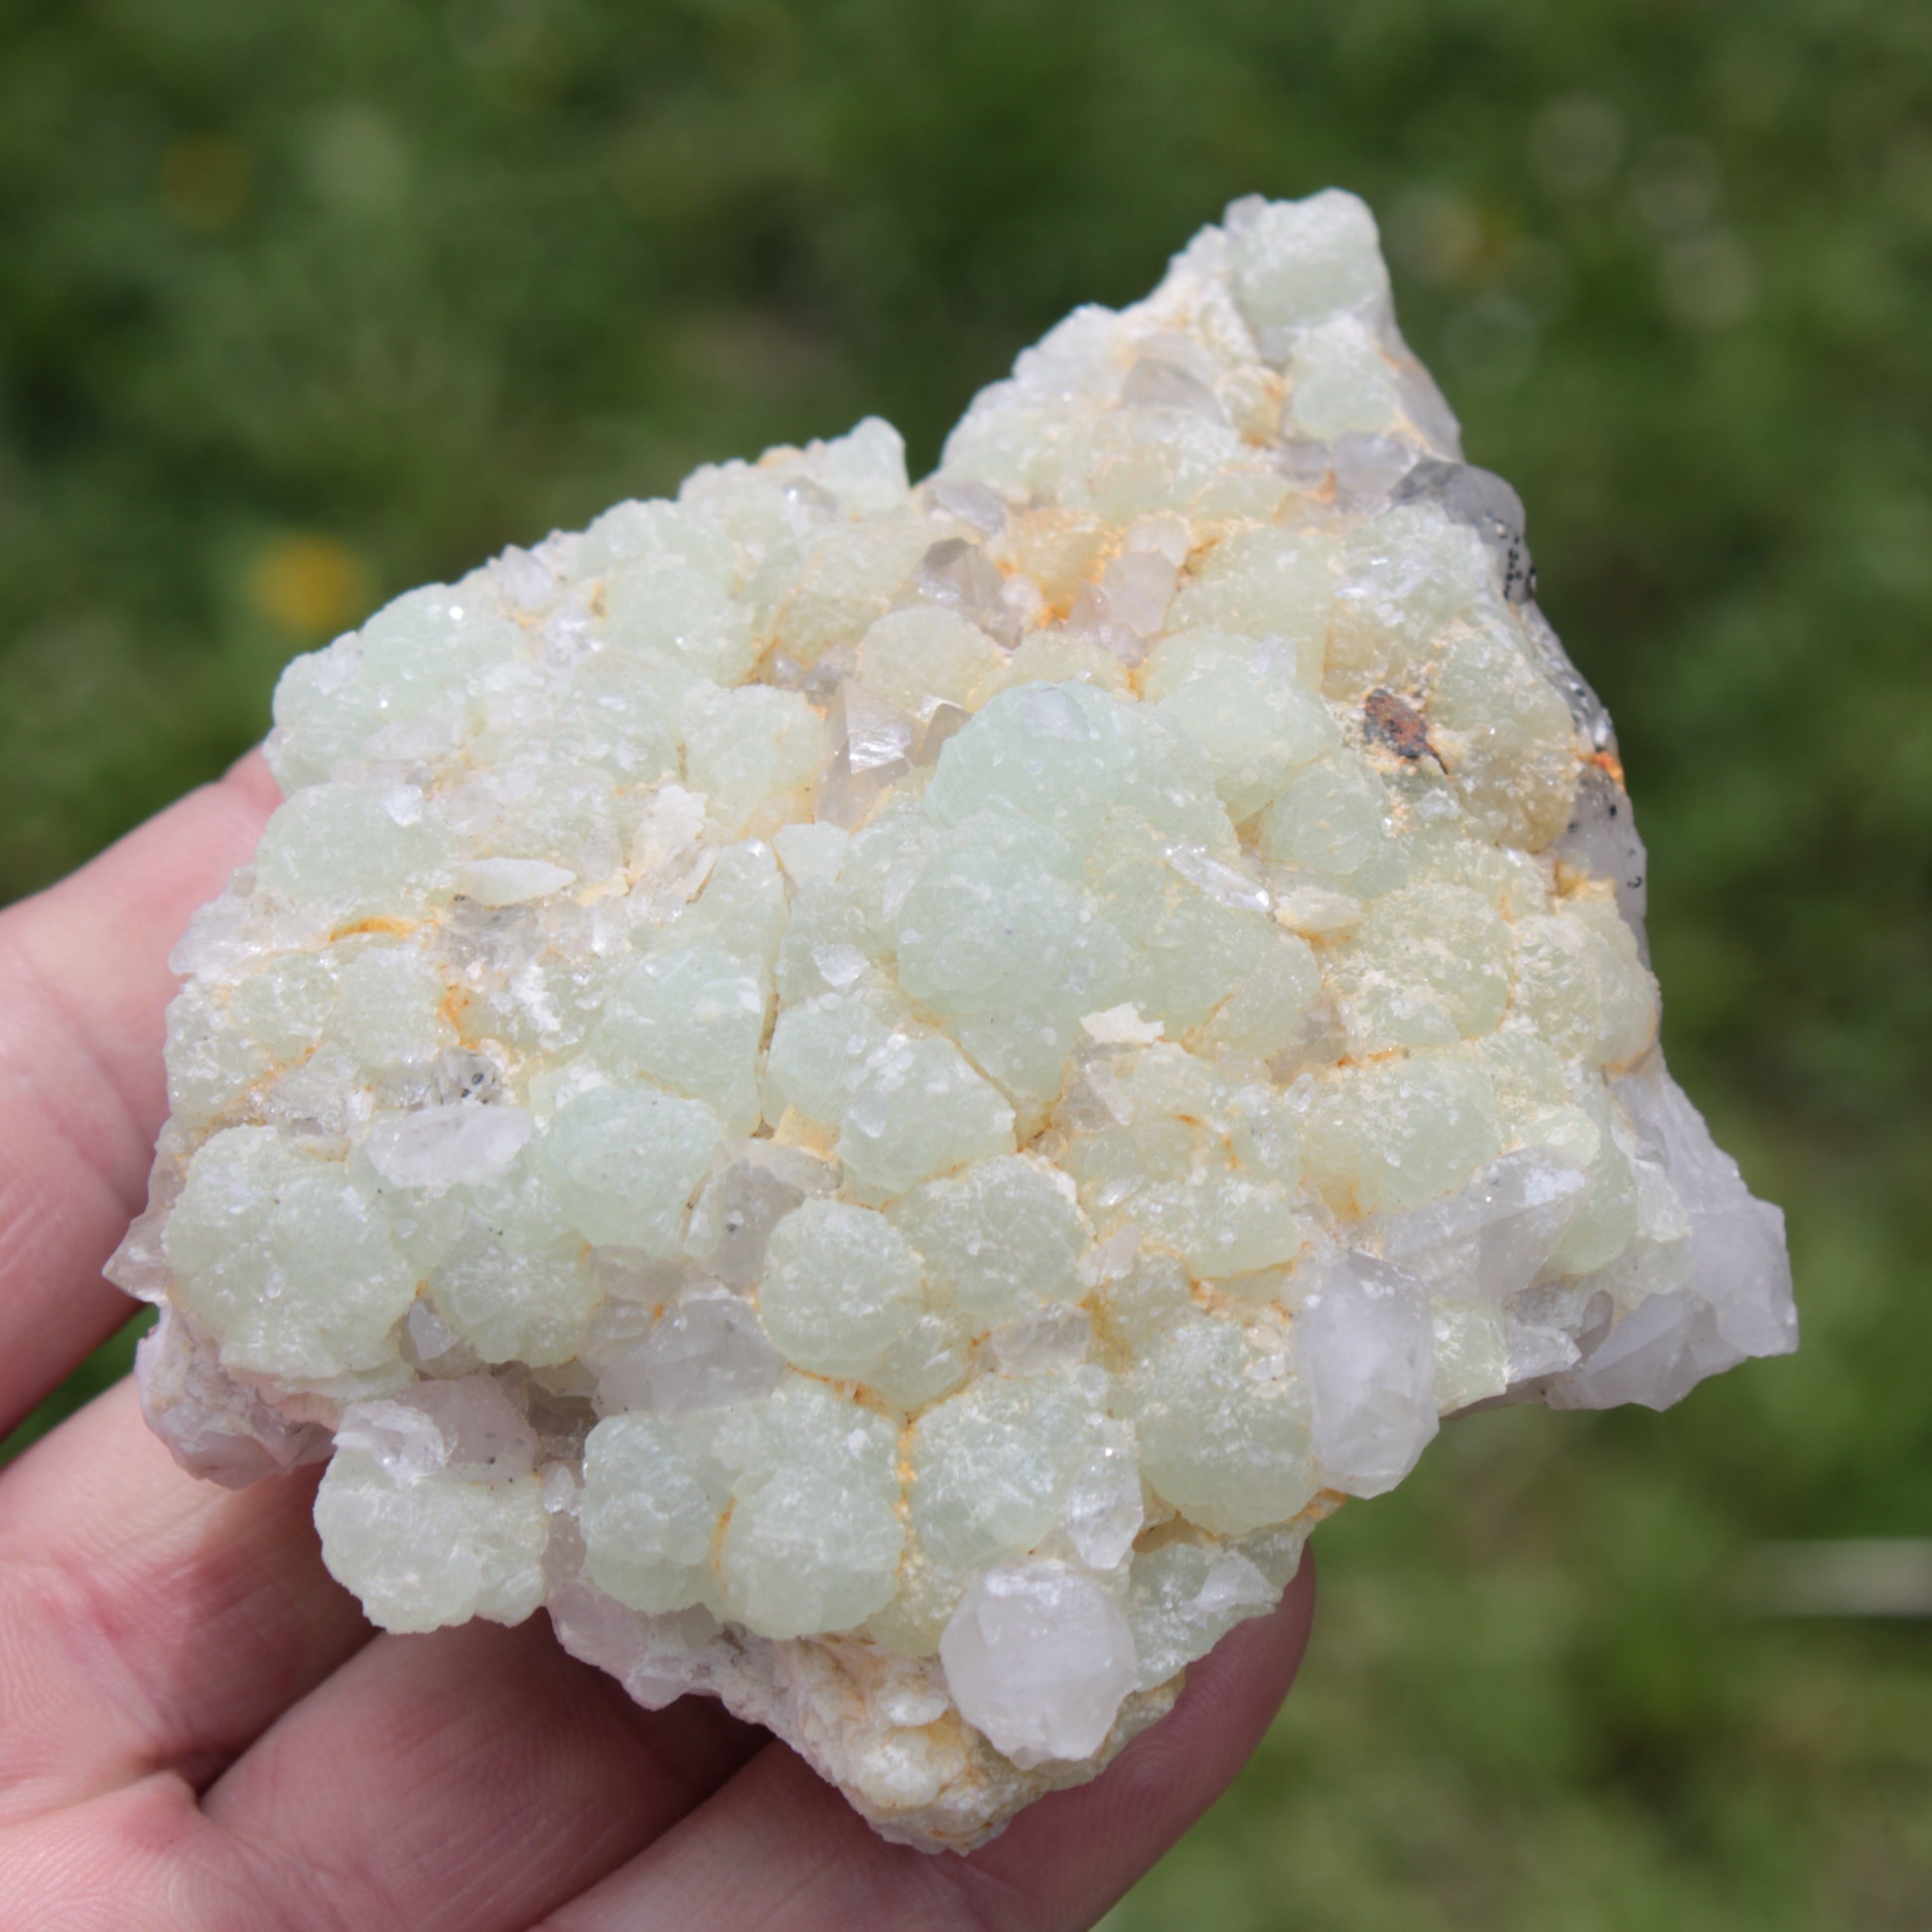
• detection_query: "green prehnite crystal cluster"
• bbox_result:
[112,190,1795,1850]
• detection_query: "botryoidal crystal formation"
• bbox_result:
[113,191,1795,1850]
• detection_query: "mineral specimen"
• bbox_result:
[112,189,1796,1851]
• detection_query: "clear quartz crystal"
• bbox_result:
[597,1287,784,1415]
[939,1561,1140,1766]
[114,188,1793,1856]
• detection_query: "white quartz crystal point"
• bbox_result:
[135,1309,331,1489]
[940,1562,1139,1767]
[333,1374,538,1480]
[364,1100,532,1190]
[1373,1147,1587,1304]
[116,183,1794,1856]
[598,1288,784,1415]
[1295,1253,1440,1497]
[1545,1053,1796,1412]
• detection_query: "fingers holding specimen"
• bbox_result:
[199,1616,765,1932]
[0,1379,368,1824]
[0,759,279,1430]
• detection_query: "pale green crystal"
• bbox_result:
[165,1128,418,1385]
[910,1375,1108,1568]
[758,1197,926,1377]
[1145,625,1337,819]
[539,1084,721,1253]
[581,1411,730,1613]
[712,1377,903,1638]
[834,1033,1017,1204]
[254,782,456,917]
[889,1156,1087,1326]
[316,1452,548,1634]
[860,607,1008,719]
[1123,1314,1316,1535]
[594,945,767,1136]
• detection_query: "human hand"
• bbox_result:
[0,754,1315,1931]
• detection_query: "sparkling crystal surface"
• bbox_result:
[115,189,1795,1852]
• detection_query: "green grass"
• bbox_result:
[4,1,1930,1922]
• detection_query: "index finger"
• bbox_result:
[0,753,280,1434]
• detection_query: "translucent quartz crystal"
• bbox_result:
[115,188,1795,1853]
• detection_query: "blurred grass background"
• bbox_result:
[2,0,1929,1924]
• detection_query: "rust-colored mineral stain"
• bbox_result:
[441,983,475,1035]
[336,915,418,938]
[1363,687,1447,770]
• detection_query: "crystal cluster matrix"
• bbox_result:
[115,190,1796,1851]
